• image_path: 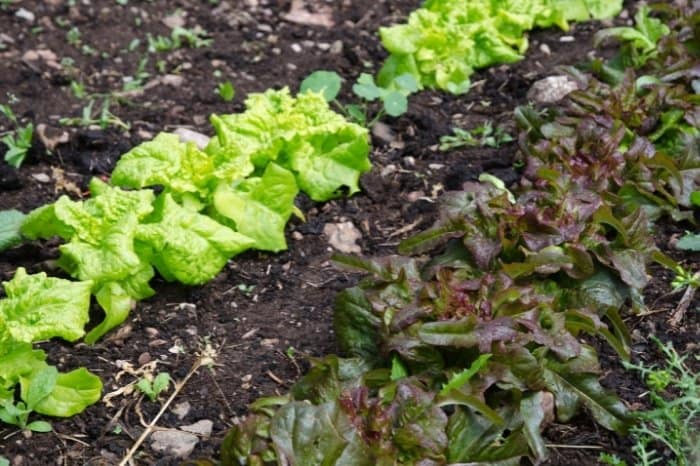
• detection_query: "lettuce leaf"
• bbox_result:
[208,88,371,201]
[0,210,25,252]
[0,281,102,420]
[213,163,298,252]
[136,194,254,285]
[21,368,102,418]
[0,268,92,343]
[110,133,255,207]
[22,179,156,343]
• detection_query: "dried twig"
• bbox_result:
[117,354,209,466]
[669,284,696,327]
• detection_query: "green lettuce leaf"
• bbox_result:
[136,194,254,285]
[21,368,102,418]
[208,88,371,201]
[0,268,92,343]
[0,210,25,252]
[0,333,47,391]
[21,179,156,343]
[110,133,255,207]
[213,163,298,252]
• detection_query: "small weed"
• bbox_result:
[148,27,212,53]
[136,372,171,402]
[0,103,34,168]
[599,452,627,466]
[439,121,513,151]
[217,81,235,102]
[0,367,56,433]
[670,265,700,291]
[66,27,81,47]
[300,70,418,127]
[70,80,87,99]
[122,56,150,92]
[237,283,255,296]
[623,337,699,466]
[59,99,130,131]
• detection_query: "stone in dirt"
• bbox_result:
[324,222,362,254]
[180,419,213,438]
[283,0,334,28]
[527,75,581,104]
[150,430,198,458]
[175,128,210,150]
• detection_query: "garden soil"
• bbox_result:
[0,1,697,465]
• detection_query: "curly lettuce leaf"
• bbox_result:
[0,330,47,391]
[22,179,156,343]
[213,163,298,252]
[136,194,254,285]
[208,89,371,201]
[0,268,92,343]
[110,133,254,207]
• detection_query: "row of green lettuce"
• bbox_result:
[202,5,699,466]
[377,0,624,93]
[0,88,371,424]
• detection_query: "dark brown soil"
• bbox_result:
[0,1,697,465]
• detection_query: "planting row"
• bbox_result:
[207,4,699,466]
[0,89,370,429]
[0,0,626,435]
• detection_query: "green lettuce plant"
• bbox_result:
[300,70,419,126]
[13,87,370,344]
[0,269,102,429]
[377,0,623,94]
[0,103,33,169]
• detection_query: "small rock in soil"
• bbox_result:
[324,221,362,254]
[150,430,198,458]
[372,122,396,144]
[283,0,334,28]
[162,11,185,29]
[527,75,581,104]
[175,128,210,150]
[36,124,70,152]
[15,8,35,23]
[31,173,51,183]
[180,419,213,438]
[171,401,191,420]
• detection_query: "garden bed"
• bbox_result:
[0,1,697,465]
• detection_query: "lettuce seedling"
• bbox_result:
[439,121,513,151]
[594,6,670,69]
[217,81,235,102]
[300,70,419,126]
[0,104,33,169]
[136,372,170,402]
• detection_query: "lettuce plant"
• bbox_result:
[218,175,644,464]
[300,70,419,126]
[0,269,102,428]
[378,0,623,94]
[15,87,370,343]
